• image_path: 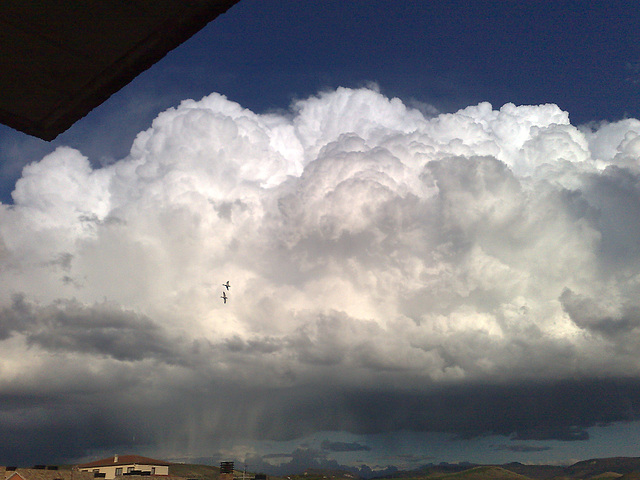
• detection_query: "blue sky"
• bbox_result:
[2,0,640,472]
[2,0,639,202]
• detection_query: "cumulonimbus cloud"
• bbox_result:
[2,87,640,461]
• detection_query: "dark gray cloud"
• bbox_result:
[321,440,371,452]
[7,370,637,464]
[0,294,30,340]
[244,448,396,479]
[492,445,552,453]
[244,449,337,477]
[0,294,181,363]
[235,380,640,442]
[560,288,640,337]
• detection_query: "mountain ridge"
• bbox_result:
[286,456,640,480]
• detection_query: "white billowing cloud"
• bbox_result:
[581,118,640,167]
[2,87,640,453]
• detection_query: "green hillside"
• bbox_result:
[163,457,640,480]
[427,466,531,480]
[286,469,360,480]
[168,463,282,480]
[169,463,220,480]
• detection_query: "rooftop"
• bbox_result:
[5,469,93,480]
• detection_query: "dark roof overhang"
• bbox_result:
[0,0,240,140]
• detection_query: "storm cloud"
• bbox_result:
[321,441,371,452]
[2,87,640,463]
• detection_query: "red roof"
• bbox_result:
[77,455,172,468]
[7,471,93,480]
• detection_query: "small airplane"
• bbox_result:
[223,281,230,291]
[221,291,228,304]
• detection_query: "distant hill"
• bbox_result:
[169,464,220,480]
[619,472,640,480]
[367,457,640,480]
[168,464,283,480]
[565,458,640,478]
[287,468,361,480]
[163,457,640,480]
[502,462,570,479]
[431,466,531,480]
[377,463,478,479]
[589,473,623,480]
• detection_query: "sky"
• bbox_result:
[1,0,640,473]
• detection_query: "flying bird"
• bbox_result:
[223,281,230,290]
[221,291,228,304]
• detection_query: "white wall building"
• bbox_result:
[77,455,170,480]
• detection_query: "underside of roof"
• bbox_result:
[0,0,239,141]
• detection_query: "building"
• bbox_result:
[3,467,94,480]
[77,455,171,480]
